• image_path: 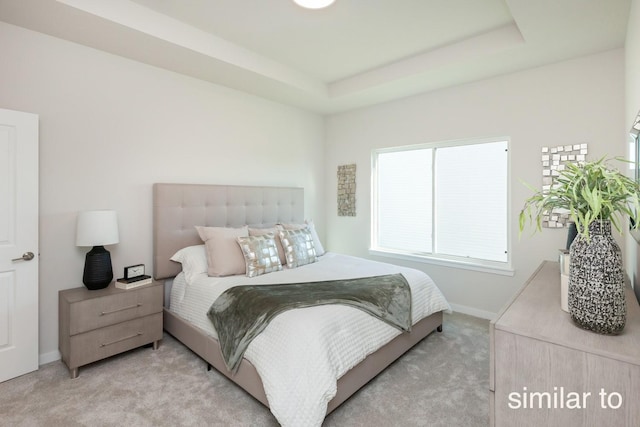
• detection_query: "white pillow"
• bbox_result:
[170,245,208,283]
[305,220,325,256]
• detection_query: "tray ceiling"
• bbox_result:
[0,0,631,113]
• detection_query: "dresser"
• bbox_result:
[59,281,163,378]
[490,261,640,426]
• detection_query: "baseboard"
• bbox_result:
[39,350,61,366]
[449,303,497,321]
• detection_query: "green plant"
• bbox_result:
[519,157,640,239]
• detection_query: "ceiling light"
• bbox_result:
[293,0,336,9]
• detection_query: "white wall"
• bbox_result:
[0,17,631,364]
[626,0,640,301]
[325,49,625,318]
[0,22,325,363]
[627,0,640,128]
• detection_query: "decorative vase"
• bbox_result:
[565,222,578,250]
[568,220,626,334]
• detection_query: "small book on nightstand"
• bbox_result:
[115,275,152,290]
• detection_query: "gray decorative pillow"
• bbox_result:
[278,228,317,268]
[249,227,287,265]
[237,233,283,278]
[278,220,325,256]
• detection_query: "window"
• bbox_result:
[371,137,511,274]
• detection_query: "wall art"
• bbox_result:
[337,164,356,216]
[540,143,588,228]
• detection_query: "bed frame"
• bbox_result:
[153,183,443,415]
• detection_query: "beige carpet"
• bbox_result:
[0,312,489,426]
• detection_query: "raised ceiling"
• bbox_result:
[0,0,631,113]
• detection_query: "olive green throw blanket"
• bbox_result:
[207,273,412,373]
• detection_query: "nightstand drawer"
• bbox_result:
[67,312,162,369]
[69,284,162,335]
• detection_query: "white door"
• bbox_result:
[0,108,39,382]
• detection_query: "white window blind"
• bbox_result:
[377,148,432,252]
[373,138,509,267]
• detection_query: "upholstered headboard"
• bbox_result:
[153,183,304,280]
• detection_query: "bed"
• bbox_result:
[153,183,450,426]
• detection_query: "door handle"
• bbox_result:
[12,252,35,262]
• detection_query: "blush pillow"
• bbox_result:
[195,225,248,277]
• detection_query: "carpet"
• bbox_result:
[0,312,489,426]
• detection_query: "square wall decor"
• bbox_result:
[540,143,588,228]
[337,164,356,216]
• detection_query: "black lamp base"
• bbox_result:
[83,246,113,290]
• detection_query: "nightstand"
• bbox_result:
[59,280,163,378]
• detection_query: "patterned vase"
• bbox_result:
[568,220,626,334]
[565,222,578,250]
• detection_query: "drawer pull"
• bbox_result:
[100,303,142,316]
[100,332,143,347]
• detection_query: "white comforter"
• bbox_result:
[170,253,450,427]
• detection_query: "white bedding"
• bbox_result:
[170,252,450,427]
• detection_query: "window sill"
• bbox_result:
[368,248,515,277]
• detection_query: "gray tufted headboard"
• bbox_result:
[153,183,304,280]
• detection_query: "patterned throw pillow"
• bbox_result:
[249,227,287,265]
[278,220,325,256]
[237,233,283,278]
[278,228,317,268]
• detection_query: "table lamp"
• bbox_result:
[76,210,119,290]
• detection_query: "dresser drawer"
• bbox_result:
[66,312,162,369]
[68,284,163,334]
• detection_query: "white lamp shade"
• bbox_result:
[293,0,335,9]
[76,210,120,247]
